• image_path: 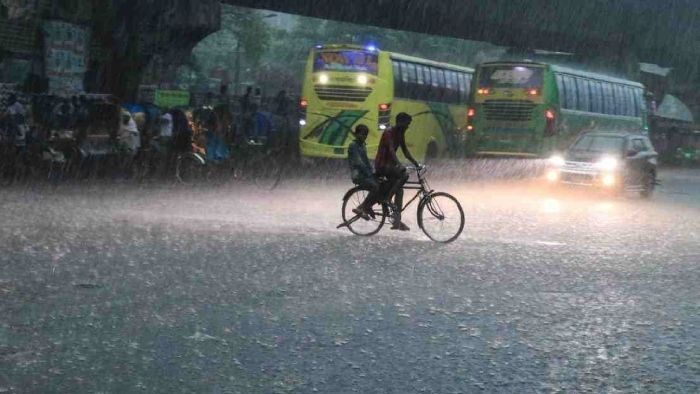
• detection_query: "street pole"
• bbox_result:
[234,40,241,96]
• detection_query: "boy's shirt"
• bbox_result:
[348,140,374,183]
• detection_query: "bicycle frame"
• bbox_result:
[396,167,433,213]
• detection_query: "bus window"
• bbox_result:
[444,70,453,103]
[576,78,591,112]
[400,62,410,84]
[556,74,566,108]
[422,65,432,101]
[436,68,447,102]
[590,81,602,114]
[563,76,578,110]
[416,64,424,85]
[406,63,418,99]
[392,61,404,97]
[429,67,440,101]
[399,62,411,98]
[414,64,425,101]
[602,83,615,115]
[456,73,466,103]
[464,73,472,99]
[454,71,465,103]
[446,71,459,103]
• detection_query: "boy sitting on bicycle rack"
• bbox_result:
[347,124,381,220]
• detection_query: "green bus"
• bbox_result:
[466,61,648,157]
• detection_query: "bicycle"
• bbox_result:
[338,166,465,243]
[175,139,283,190]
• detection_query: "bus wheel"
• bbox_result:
[425,143,438,163]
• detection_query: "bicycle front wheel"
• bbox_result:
[418,192,465,243]
[341,187,387,236]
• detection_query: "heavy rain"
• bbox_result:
[1,1,699,393]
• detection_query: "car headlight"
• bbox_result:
[596,157,618,171]
[548,155,565,167]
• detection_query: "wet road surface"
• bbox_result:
[1,167,699,393]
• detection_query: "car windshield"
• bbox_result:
[571,135,625,153]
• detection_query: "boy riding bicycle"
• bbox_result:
[347,124,380,220]
[374,112,419,231]
[347,113,420,231]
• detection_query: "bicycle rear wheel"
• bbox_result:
[341,187,387,236]
[252,159,282,190]
[418,192,464,243]
[176,153,206,185]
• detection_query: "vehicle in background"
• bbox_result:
[466,61,647,157]
[298,44,474,161]
[545,131,658,198]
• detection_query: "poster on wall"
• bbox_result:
[42,20,90,95]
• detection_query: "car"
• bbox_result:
[546,131,658,198]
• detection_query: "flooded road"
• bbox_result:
[1,167,699,393]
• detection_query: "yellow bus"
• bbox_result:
[298,44,474,161]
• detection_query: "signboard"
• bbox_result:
[155,90,191,108]
[42,20,90,94]
[313,51,378,75]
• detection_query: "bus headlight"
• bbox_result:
[318,73,329,84]
[596,157,618,171]
[548,155,565,167]
[357,74,368,85]
[299,119,307,126]
[546,169,559,182]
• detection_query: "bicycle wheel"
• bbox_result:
[341,187,387,236]
[418,192,464,243]
[253,160,282,190]
[176,153,206,185]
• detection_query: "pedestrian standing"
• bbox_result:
[6,94,28,149]
[252,87,263,109]
[240,86,252,115]
[273,90,289,117]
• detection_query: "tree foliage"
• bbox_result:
[183,5,496,94]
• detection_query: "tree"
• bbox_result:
[188,5,271,93]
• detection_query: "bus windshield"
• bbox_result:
[478,65,544,88]
[313,51,378,75]
[571,135,625,153]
